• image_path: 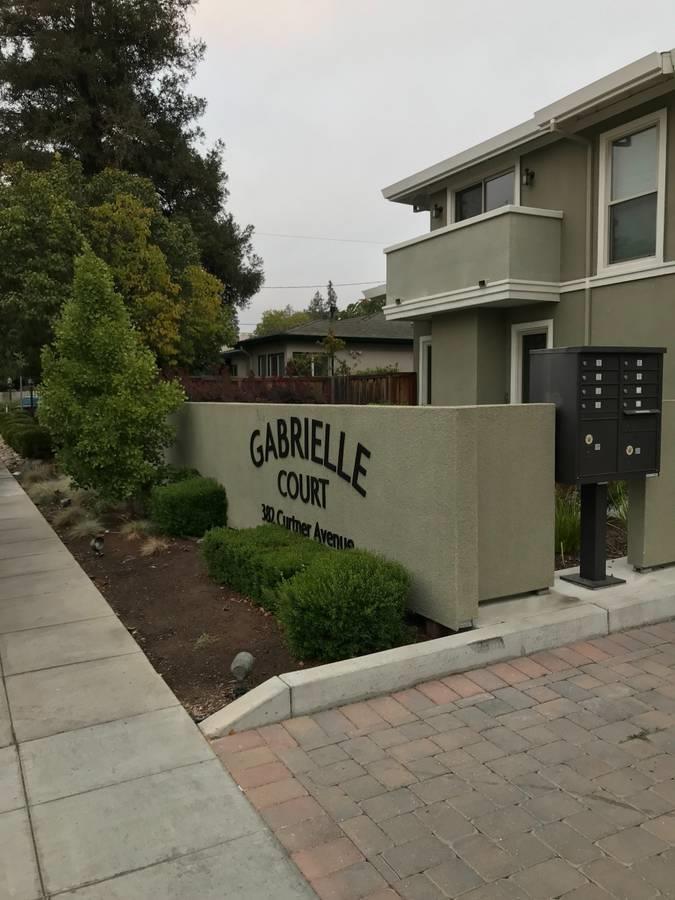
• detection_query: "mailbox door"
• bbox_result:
[578,420,617,478]
[618,431,658,474]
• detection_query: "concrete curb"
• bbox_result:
[199,603,609,737]
[199,569,675,737]
[199,676,291,738]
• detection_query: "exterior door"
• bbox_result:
[521,332,547,402]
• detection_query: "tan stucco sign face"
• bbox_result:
[169,402,554,629]
[249,415,371,548]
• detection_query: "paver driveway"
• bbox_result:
[215,623,675,899]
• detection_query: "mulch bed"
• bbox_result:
[60,526,302,721]
[554,517,627,571]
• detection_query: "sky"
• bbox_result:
[189,0,675,327]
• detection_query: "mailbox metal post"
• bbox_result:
[561,482,625,588]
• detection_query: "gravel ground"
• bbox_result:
[0,435,22,470]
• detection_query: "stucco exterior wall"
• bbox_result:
[628,400,675,570]
[167,402,554,629]
[588,276,675,399]
[386,211,561,303]
[429,311,478,406]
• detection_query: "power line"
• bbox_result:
[260,280,384,289]
[255,231,390,245]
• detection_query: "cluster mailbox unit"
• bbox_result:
[530,347,665,588]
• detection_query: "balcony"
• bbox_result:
[384,206,563,320]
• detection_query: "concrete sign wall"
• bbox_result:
[168,402,555,629]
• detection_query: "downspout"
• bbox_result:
[547,118,593,345]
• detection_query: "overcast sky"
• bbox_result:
[190,0,674,327]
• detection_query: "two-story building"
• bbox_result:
[382,50,675,406]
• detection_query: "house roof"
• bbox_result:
[238,312,412,348]
[383,49,675,204]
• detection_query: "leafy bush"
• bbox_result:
[39,249,184,501]
[0,409,32,438]
[153,464,201,486]
[0,410,53,459]
[608,481,629,529]
[201,525,326,611]
[150,475,227,537]
[277,550,410,662]
[555,485,580,560]
[8,424,53,459]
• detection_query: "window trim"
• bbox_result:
[509,319,553,404]
[447,159,521,224]
[418,335,432,405]
[597,108,667,276]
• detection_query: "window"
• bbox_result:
[267,353,284,376]
[454,170,515,222]
[257,355,266,377]
[598,110,666,272]
[292,352,328,376]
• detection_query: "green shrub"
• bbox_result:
[8,425,53,459]
[153,464,201,486]
[555,485,580,560]
[0,410,32,438]
[39,249,184,502]
[150,475,227,537]
[277,550,410,662]
[201,525,327,611]
[608,480,629,528]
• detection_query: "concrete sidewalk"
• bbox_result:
[0,468,315,899]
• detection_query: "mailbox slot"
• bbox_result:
[580,356,619,370]
[622,370,658,384]
[581,384,619,398]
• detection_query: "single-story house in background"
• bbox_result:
[223,308,413,377]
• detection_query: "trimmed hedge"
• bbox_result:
[8,425,53,459]
[150,475,227,537]
[0,411,53,459]
[201,525,327,611]
[277,549,410,662]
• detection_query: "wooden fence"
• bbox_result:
[177,372,417,406]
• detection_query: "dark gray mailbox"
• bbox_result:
[530,346,665,589]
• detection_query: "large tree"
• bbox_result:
[0,0,263,306]
[0,159,235,373]
[0,161,83,375]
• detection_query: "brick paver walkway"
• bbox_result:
[214,624,675,899]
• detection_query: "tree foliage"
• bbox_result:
[254,305,313,337]
[338,294,386,319]
[306,290,329,319]
[0,0,263,305]
[0,161,83,374]
[40,249,184,501]
[0,159,232,372]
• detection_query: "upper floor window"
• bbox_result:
[598,109,667,272]
[454,170,515,222]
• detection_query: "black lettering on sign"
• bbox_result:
[249,417,371,501]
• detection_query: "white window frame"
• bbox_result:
[597,108,667,277]
[418,335,432,405]
[447,158,521,225]
[509,319,553,404]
